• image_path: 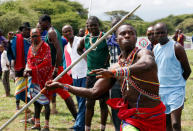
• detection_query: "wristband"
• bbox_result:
[63,85,69,91]
[111,69,117,77]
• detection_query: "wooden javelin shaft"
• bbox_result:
[0,4,141,131]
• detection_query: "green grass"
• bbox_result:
[0,51,193,131]
[0,80,114,131]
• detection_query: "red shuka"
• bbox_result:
[15,34,25,71]
[27,42,52,98]
[107,98,166,131]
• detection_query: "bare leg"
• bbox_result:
[99,97,108,131]
[65,96,77,120]
[51,95,58,114]
[85,99,95,131]
[166,114,172,131]
[171,106,183,131]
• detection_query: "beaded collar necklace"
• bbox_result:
[118,47,160,100]
[32,41,43,56]
[118,47,138,67]
[89,32,102,46]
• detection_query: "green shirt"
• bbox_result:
[45,28,63,66]
[85,32,109,76]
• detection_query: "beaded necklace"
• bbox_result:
[89,32,102,47]
[32,41,43,56]
[118,47,160,100]
[118,47,138,92]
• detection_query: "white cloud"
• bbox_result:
[153,0,163,5]
[186,0,193,7]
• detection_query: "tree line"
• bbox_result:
[0,0,192,36]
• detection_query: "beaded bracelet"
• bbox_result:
[111,67,130,78]
[63,85,69,91]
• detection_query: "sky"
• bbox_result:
[70,0,193,22]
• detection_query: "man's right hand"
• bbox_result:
[45,80,63,90]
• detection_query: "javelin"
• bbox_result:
[0,4,141,130]
[88,0,92,18]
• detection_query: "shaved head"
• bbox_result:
[154,22,169,45]
[62,24,74,40]
[154,22,167,33]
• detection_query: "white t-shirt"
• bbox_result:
[66,36,87,79]
[1,50,10,71]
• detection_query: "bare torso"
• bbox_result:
[110,57,160,109]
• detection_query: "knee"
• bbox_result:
[86,101,95,110]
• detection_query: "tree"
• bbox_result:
[0,0,88,36]
[105,10,143,21]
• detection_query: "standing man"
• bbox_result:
[107,17,121,131]
[146,25,158,51]
[63,25,87,131]
[0,43,10,97]
[25,28,53,131]
[153,22,191,131]
[77,16,109,131]
[39,14,77,119]
[7,22,31,110]
[46,24,166,131]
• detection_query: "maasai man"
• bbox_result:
[77,16,110,131]
[25,28,52,131]
[7,22,31,110]
[46,24,167,131]
[146,25,158,51]
[39,14,77,118]
[63,25,87,131]
[153,23,191,131]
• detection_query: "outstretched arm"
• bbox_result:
[45,78,115,99]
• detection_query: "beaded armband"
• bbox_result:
[111,67,130,78]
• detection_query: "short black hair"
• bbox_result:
[116,23,137,35]
[39,14,51,23]
[19,22,31,31]
[87,16,100,26]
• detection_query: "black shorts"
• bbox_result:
[86,75,109,99]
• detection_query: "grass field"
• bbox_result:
[0,50,193,131]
